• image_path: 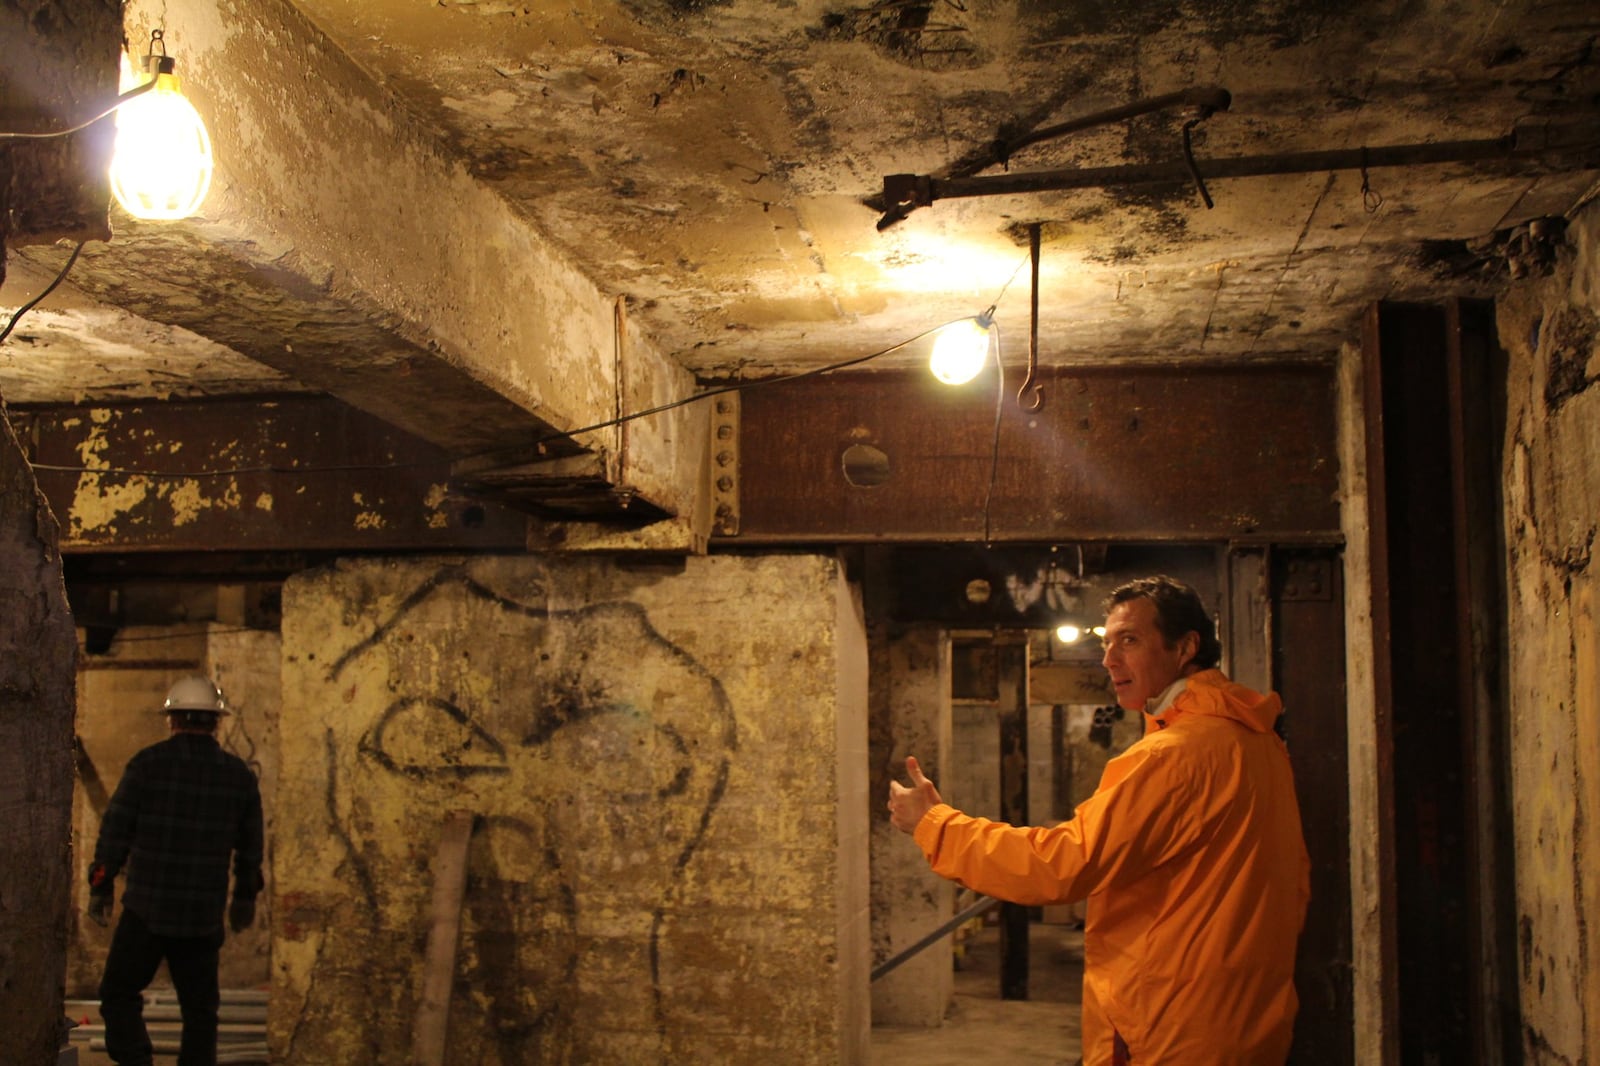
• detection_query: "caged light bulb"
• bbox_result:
[109,50,213,221]
[928,315,994,385]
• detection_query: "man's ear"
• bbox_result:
[1179,631,1200,669]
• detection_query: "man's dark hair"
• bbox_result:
[1102,575,1222,670]
[169,710,222,732]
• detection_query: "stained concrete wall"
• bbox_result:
[868,623,952,1027]
[0,408,78,1064]
[1336,336,1385,1062]
[950,704,1002,823]
[69,624,280,996]
[1494,202,1600,1065]
[274,552,868,1065]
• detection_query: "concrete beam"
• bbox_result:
[50,0,688,466]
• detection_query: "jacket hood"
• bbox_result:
[1149,668,1282,734]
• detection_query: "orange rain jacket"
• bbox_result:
[913,669,1310,1065]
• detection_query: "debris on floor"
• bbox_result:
[64,987,267,1063]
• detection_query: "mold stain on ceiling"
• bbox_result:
[4,0,1599,404]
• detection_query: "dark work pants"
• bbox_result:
[99,908,224,1066]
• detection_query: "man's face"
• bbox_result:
[1100,597,1196,711]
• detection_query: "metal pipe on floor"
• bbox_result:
[871,894,1000,982]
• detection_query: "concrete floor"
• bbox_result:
[70,920,1084,1064]
[870,919,1085,1066]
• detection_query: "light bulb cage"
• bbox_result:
[109,31,214,221]
[928,308,997,386]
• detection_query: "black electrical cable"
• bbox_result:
[26,459,442,479]
[482,249,1039,463]
[18,329,968,482]
[0,241,87,345]
[507,321,952,456]
[76,624,260,650]
[27,250,1037,485]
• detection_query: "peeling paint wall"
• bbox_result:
[274,552,867,1064]
[68,624,280,996]
[1495,202,1600,1065]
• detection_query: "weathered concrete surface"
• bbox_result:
[868,623,952,1027]
[9,0,702,484]
[951,700,1002,825]
[9,0,1600,424]
[275,552,867,1064]
[0,0,119,248]
[1336,335,1387,1064]
[67,624,279,996]
[0,404,78,1064]
[1495,200,1600,1065]
[207,624,282,988]
[253,0,1600,373]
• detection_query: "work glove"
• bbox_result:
[86,862,113,927]
[228,896,256,933]
[87,892,113,928]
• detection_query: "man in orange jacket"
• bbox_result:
[889,575,1310,1066]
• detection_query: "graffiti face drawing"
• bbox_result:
[303,560,737,1064]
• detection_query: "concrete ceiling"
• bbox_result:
[4,0,1599,436]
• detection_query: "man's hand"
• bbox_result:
[887,755,943,834]
[228,896,256,933]
[87,892,112,928]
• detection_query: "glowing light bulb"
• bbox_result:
[110,53,213,220]
[928,315,993,385]
[1055,623,1082,644]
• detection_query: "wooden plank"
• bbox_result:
[411,811,475,1066]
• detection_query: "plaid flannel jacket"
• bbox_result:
[92,733,264,937]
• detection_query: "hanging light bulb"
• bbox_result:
[928,310,994,385]
[1055,623,1082,644]
[109,31,213,221]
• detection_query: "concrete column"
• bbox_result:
[1337,336,1387,1064]
[834,575,871,1062]
[1494,201,1600,1064]
[1027,702,1055,825]
[207,625,281,987]
[0,410,78,1063]
[274,552,867,1065]
[869,624,952,1027]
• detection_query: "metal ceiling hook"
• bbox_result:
[1017,222,1044,412]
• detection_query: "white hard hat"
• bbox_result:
[162,675,229,715]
